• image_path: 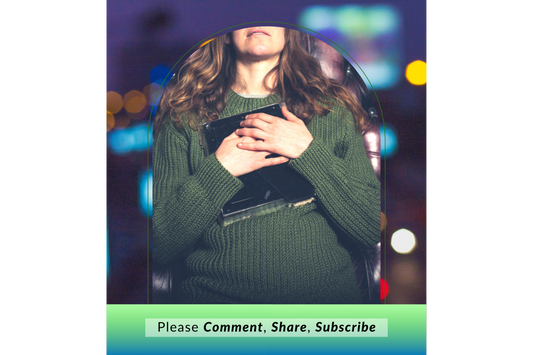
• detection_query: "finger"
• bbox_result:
[236,140,271,152]
[260,155,289,167]
[281,106,301,123]
[244,112,276,123]
[238,136,256,143]
[235,127,268,140]
[240,117,271,130]
[223,132,240,141]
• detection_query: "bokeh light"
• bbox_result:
[149,65,171,85]
[405,60,426,85]
[107,91,123,114]
[391,228,417,254]
[299,4,402,89]
[380,279,389,300]
[124,90,147,114]
[367,5,400,34]
[380,124,398,158]
[108,123,153,155]
[380,212,387,232]
[143,83,163,107]
[139,169,153,217]
[337,6,367,35]
[107,111,115,132]
[299,6,335,31]
[390,260,420,285]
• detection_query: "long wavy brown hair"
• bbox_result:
[154,28,368,135]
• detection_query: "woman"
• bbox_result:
[153,26,380,304]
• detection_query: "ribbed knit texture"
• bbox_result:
[153,89,381,304]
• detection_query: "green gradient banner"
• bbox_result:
[108,305,425,354]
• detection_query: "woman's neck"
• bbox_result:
[231,58,278,95]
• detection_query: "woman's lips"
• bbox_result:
[247,28,270,36]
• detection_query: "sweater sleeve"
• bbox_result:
[288,108,381,248]
[152,120,244,264]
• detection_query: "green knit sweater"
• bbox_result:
[152,89,380,304]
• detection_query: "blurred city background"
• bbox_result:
[106,0,426,304]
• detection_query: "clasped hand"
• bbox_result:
[215,107,314,177]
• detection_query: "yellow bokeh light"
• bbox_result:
[405,60,426,85]
[124,90,147,114]
[107,91,123,114]
[107,111,115,132]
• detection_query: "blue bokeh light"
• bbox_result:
[299,4,402,89]
[108,123,153,155]
[380,124,398,158]
[139,169,153,217]
[150,65,172,85]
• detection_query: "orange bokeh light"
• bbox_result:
[124,90,147,114]
[107,91,123,114]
